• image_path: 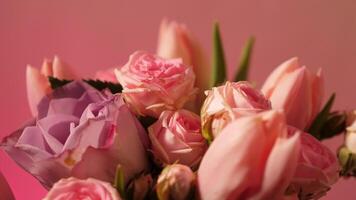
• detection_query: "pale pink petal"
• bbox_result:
[52,56,76,79]
[309,68,324,128]
[156,18,210,101]
[268,67,311,129]
[251,133,300,200]
[157,19,192,66]
[262,57,299,97]
[95,68,118,83]
[26,65,51,116]
[41,58,54,76]
[198,116,267,200]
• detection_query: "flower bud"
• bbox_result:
[261,57,323,130]
[156,164,195,200]
[127,174,153,200]
[339,121,356,176]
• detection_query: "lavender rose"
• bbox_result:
[1,81,149,188]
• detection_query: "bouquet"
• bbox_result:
[1,19,354,200]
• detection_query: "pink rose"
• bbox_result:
[26,56,76,116]
[198,110,300,200]
[201,81,271,140]
[157,164,195,200]
[43,177,121,200]
[0,171,15,200]
[95,68,118,83]
[157,19,210,94]
[287,126,339,199]
[115,51,197,118]
[149,109,207,168]
[262,57,323,130]
[2,81,149,188]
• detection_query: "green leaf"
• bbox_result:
[48,77,122,94]
[234,36,255,82]
[83,79,123,94]
[48,76,72,89]
[308,93,335,139]
[211,22,227,87]
[319,111,347,140]
[114,165,126,198]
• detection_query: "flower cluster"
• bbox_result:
[1,19,348,200]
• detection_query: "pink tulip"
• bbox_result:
[201,81,271,139]
[261,58,323,130]
[287,126,339,199]
[26,56,76,116]
[95,68,118,83]
[0,171,15,200]
[157,19,210,93]
[157,164,195,200]
[115,51,197,118]
[198,110,300,200]
[43,177,121,200]
[149,109,207,168]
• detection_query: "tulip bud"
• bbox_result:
[156,164,195,200]
[261,57,323,130]
[26,56,76,116]
[157,19,210,95]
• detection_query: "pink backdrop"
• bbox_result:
[1,0,356,199]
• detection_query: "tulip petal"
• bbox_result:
[262,57,299,97]
[52,56,76,79]
[250,132,300,200]
[198,110,292,200]
[309,68,324,127]
[198,116,267,200]
[268,67,311,129]
[26,65,51,116]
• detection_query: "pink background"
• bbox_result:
[1,0,356,199]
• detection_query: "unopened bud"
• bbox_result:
[156,164,195,200]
